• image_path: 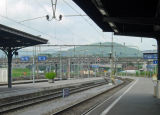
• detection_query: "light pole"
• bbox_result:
[32,46,35,83]
[95,56,97,77]
[110,33,114,79]
[67,58,71,79]
[114,54,119,77]
[59,47,62,80]
[109,51,112,78]
[87,54,90,78]
[73,45,76,79]
[128,45,141,76]
[83,50,89,78]
[77,49,89,78]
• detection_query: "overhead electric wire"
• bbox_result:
[12,0,77,45]
[17,0,91,45]
[48,0,96,44]
[0,14,70,44]
[34,0,59,21]
[62,0,106,41]
[63,0,97,29]
[1,0,103,45]
[19,15,47,23]
[62,0,81,15]
[63,14,87,17]
[5,0,8,16]
[35,0,50,14]
[59,20,92,44]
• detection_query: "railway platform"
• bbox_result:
[0,77,105,99]
[0,77,124,115]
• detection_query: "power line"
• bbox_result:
[41,44,114,47]
[1,1,104,45]
[19,15,47,23]
[35,0,50,14]
[63,14,87,17]
[17,0,103,45]
[60,0,103,44]
[62,0,106,41]
[59,21,91,44]
[0,14,70,44]
[62,0,81,15]
[33,0,89,44]
[34,0,60,21]
[5,0,8,16]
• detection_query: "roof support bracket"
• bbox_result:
[0,47,21,88]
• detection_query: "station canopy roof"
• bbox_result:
[73,0,160,38]
[0,24,48,48]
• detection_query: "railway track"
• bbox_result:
[0,79,108,114]
[54,78,132,115]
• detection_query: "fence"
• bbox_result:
[0,45,144,81]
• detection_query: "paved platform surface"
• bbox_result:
[87,77,160,115]
[0,77,104,99]
[0,79,48,86]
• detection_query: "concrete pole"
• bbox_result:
[55,63,57,78]
[36,46,39,79]
[74,46,76,79]
[89,62,91,77]
[81,62,83,78]
[32,47,35,83]
[67,58,70,79]
[59,47,62,80]
[78,56,80,78]
[111,32,114,78]
[95,57,96,77]
[115,57,117,76]
[109,33,114,79]
[88,61,90,78]
[110,55,112,78]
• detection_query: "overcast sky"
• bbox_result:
[0,0,157,51]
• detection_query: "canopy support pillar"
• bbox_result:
[156,39,160,98]
[7,48,13,88]
[1,47,18,88]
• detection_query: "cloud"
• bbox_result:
[7,0,47,20]
[0,0,6,15]
[0,0,157,51]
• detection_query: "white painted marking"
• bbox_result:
[85,93,115,115]
[100,79,139,115]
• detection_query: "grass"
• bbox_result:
[12,68,31,78]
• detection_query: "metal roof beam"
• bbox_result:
[155,0,160,17]
[115,32,158,38]
[154,0,160,31]
[0,24,48,43]
[92,0,108,16]
[91,0,119,33]
[103,17,160,25]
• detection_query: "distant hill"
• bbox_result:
[142,50,157,54]
[0,42,142,58]
[15,49,57,57]
[53,42,143,58]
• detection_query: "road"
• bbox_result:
[86,77,160,115]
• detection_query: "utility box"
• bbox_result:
[0,68,8,83]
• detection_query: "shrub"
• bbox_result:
[140,71,145,76]
[45,72,56,79]
[136,71,139,77]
